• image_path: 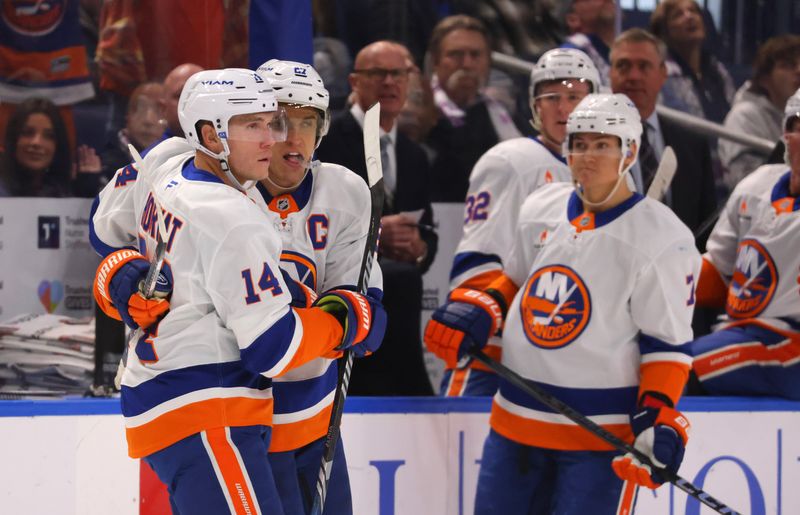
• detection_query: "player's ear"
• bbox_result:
[199,122,222,151]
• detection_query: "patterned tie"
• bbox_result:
[639,122,659,192]
[380,134,394,210]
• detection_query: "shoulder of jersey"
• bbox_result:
[312,161,371,214]
[633,196,696,250]
[518,182,573,223]
[732,163,788,198]
[475,137,563,175]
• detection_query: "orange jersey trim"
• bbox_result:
[459,269,503,291]
[696,257,727,308]
[490,400,633,451]
[638,361,690,407]
[126,396,273,458]
[269,403,333,452]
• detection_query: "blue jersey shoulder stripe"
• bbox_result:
[450,252,502,282]
[639,333,692,357]
[240,310,297,375]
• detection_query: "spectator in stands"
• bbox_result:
[561,0,617,86]
[158,63,203,141]
[425,15,521,202]
[609,28,716,246]
[99,82,165,185]
[316,40,437,396]
[719,35,800,191]
[0,98,99,197]
[650,0,736,124]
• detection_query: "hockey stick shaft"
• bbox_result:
[311,103,385,514]
[645,146,677,201]
[469,349,741,515]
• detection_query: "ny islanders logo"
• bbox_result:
[727,239,777,318]
[520,265,591,349]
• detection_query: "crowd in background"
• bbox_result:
[1,0,798,201]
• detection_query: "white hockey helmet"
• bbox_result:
[178,68,283,163]
[529,48,601,99]
[565,93,642,174]
[783,87,800,133]
[256,59,331,148]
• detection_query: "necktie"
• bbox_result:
[639,122,659,192]
[380,134,394,210]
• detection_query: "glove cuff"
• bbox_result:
[448,288,503,335]
[95,249,146,304]
[655,407,691,445]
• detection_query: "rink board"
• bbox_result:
[0,397,798,515]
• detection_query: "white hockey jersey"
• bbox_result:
[491,183,700,450]
[255,163,383,452]
[704,164,800,330]
[91,144,351,458]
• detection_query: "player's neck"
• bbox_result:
[582,179,633,213]
[538,134,562,154]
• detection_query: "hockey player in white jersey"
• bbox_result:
[692,87,800,399]
[91,69,386,515]
[438,48,600,396]
[255,59,383,515]
[425,93,700,513]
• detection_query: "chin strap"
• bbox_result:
[220,158,256,192]
[572,155,632,209]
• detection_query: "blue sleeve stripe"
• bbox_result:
[120,362,270,417]
[498,379,638,416]
[240,310,298,375]
[639,333,693,356]
[450,252,502,281]
[272,362,338,414]
[88,195,119,258]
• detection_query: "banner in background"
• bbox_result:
[0,198,98,321]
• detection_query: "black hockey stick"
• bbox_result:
[469,349,741,515]
[311,102,385,515]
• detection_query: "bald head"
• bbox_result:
[162,63,203,136]
[350,41,413,131]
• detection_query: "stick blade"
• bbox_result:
[363,103,383,188]
[646,146,677,200]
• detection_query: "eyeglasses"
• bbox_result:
[353,67,412,81]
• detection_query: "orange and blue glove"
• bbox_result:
[424,288,504,368]
[313,288,386,358]
[612,392,690,489]
[94,249,172,330]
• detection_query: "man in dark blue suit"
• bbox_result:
[316,40,436,395]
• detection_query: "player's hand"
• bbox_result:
[280,269,317,308]
[612,393,690,489]
[424,288,503,368]
[94,249,172,329]
[313,288,386,358]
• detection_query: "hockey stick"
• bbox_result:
[311,102,385,515]
[646,146,677,201]
[112,145,170,390]
[469,349,741,515]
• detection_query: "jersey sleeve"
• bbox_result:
[205,223,344,378]
[705,185,743,279]
[89,163,140,256]
[450,151,525,289]
[631,236,700,403]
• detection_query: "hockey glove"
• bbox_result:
[280,269,317,308]
[612,392,690,489]
[423,288,504,368]
[94,249,172,330]
[313,288,387,358]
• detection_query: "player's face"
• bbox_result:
[351,47,411,122]
[268,105,320,188]
[568,133,624,190]
[16,113,56,172]
[435,29,490,107]
[610,41,667,119]
[226,112,281,182]
[534,79,592,147]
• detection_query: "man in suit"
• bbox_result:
[316,40,437,395]
[610,28,717,249]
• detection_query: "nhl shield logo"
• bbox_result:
[726,239,777,318]
[520,264,591,349]
[277,197,291,211]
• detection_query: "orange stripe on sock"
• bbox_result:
[490,401,633,451]
[204,427,258,515]
[616,480,638,515]
[446,369,469,397]
[269,403,333,452]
